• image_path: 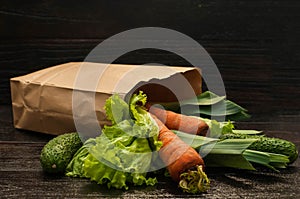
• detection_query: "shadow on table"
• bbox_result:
[206,165,299,189]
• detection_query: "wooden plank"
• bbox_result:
[0,39,271,104]
[0,141,299,198]
[1,169,299,198]
[1,38,298,111]
[0,0,299,40]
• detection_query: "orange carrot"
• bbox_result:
[147,104,209,136]
[151,114,210,193]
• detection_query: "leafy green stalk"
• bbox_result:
[243,149,289,172]
[172,130,218,149]
[200,139,258,170]
[220,133,298,163]
[232,129,263,135]
[160,91,250,121]
[175,118,293,172]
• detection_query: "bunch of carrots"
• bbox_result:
[145,104,211,193]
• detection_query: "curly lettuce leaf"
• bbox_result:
[105,94,130,125]
[83,153,157,190]
[89,122,153,173]
[83,115,159,189]
[129,91,147,122]
[129,91,161,151]
[67,91,161,190]
[65,138,96,177]
[199,117,234,138]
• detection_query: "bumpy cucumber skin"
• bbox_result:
[40,132,82,173]
[220,133,298,164]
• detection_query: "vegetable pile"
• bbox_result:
[40,91,298,194]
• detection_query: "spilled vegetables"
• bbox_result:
[66,91,210,193]
[149,106,294,172]
[40,91,298,194]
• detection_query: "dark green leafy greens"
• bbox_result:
[161,91,250,121]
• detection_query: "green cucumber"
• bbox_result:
[40,132,82,173]
[220,133,298,164]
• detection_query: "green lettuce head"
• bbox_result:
[67,91,162,190]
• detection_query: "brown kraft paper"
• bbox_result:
[10,62,202,135]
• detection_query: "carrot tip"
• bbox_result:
[178,165,210,194]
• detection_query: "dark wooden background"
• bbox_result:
[1,0,300,118]
[1,1,300,198]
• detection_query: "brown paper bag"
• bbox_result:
[10,62,202,135]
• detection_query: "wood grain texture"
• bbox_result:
[1,1,299,120]
[0,0,299,40]
[0,106,299,198]
[2,39,299,119]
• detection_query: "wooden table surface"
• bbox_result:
[1,104,300,198]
